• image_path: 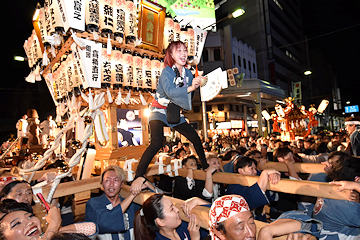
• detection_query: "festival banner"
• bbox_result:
[193,27,207,65]
[71,39,102,89]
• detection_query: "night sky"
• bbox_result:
[1,0,359,140]
[301,0,360,106]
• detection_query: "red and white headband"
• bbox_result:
[209,195,250,240]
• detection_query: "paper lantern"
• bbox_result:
[151,56,160,92]
[113,0,126,42]
[85,0,100,32]
[69,54,82,90]
[52,70,62,99]
[122,48,133,90]
[142,53,152,92]
[133,51,143,91]
[163,14,174,51]
[58,63,67,97]
[124,0,137,44]
[99,0,114,36]
[101,44,112,88]
[64,56,75,92]
[38,7,49,45]
[44,0,64,34]
[111,46,123,89]
[261,110,271,121]
[275,104,285,118]
[180,27,189,50]
[173,19,181,41]
[187,25,195,61]
[317,99,329,113]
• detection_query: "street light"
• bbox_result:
[203,8,246,30]
[304,70,312,76]
[232,9,246,18]
[14,56,26,62]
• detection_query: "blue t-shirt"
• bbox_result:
[226,182,269,209]
[313,197,360,239]
[85,193,140,240]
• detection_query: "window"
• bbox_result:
[214,48,221,61]
[253,63,256,73]
[243,59,246,69]
[218,104,224,111]
[233,54,236,65]
[206,105,212,112]
[203,49,208,62]
[229,104,233,111]
[238,56,241,67]
[248,61,251,72]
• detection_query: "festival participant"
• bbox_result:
[40,115,57,147]
[0,199,98,240]
[312,157,360,239]
[173,155,218,201]
[130,41,208,195]
[244,150,267,172]
[174,155,203,200]
[226,157,281,209]
[298,142,329,163]
[85,165,152,239]
[209,195,321,240]
[133,193,208,240]
[15,114,28,151]
[175,148,187,160]
[0,180,33,205]
[345,116,360,156]
[201,154,226,203]
[26,109,40,146]
[273,147,301,180]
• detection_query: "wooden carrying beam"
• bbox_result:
[259,162,325,173]
[177,169,349,201]
[119,185,290,240]
[41,177,101,199]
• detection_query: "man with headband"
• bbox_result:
[345,116,360,156]
[209,195,322,240]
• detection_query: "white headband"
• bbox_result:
[345,121,360,126]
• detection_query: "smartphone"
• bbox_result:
[36,193,50,212]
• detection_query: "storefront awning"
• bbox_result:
[194,78,286,108]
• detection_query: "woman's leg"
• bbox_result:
[135,120,165,177]
[174,122,209,170]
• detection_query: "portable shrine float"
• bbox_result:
[262,97,329,141]
[20,0,220,202]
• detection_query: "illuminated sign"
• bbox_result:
[345,105,359,113]
[231,120,244,129]
[155,0,216,29]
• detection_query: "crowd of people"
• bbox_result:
[0,40,358,240]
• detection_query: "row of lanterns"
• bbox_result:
[30,0,199,63]
[49,46,164,101]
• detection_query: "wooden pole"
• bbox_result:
[177,169,349,200]
[258,162,326,173]
[119,185,291,239]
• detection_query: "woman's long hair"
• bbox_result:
[134,194,164,240]
[163,41,187,67]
